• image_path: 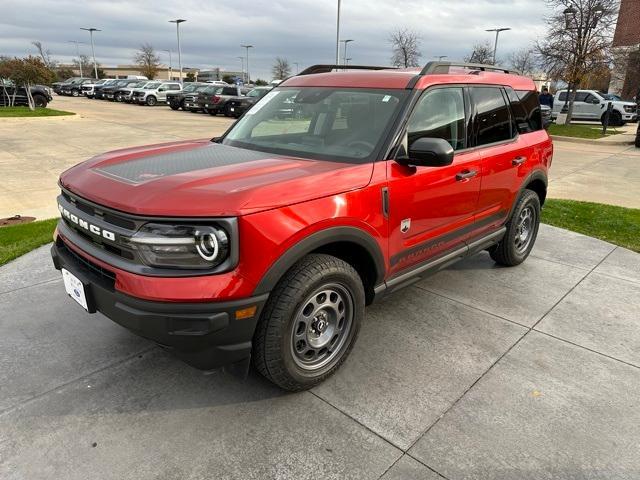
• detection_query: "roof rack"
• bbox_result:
[297,64,396,76]
[420,61,517,75]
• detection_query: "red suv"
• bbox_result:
[51,62,553,391]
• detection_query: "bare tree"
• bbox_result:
[536,0,617,123]
[31,41,56,69]
[272,57,291,79]
[465,41,494,64]
[389,28,422,68]
[72,54,92,76]
[133,43,160,80]
[508,47,538,76]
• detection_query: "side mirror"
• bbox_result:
[158,87,165,92]
[397,137,455,167]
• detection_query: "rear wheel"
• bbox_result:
[146,95,157,106]
[489,189,540,266]
[602,110,623,127]
[71,89,80,97]
[169,103,180,110]
[253,254,364,391]
[224,103,234,117]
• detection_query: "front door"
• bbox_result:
[387,86,481,276]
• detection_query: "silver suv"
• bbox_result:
[552,89,638,126]
[131,81,182,106]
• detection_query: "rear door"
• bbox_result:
[471,86,534,231]
[387,86,482,275]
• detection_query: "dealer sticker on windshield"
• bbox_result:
[246,91,280,115]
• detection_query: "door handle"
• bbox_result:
[456,169,478,181]
[512,156,526,166]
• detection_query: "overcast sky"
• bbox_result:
[1,0,551,79]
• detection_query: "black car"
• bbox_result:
[166,82,207,110]
[94,79,123,100]
[1,79,53,107]
[52,77,84,94]
[225,86,272,117]
[101,80,140,101]
[183,85,249,115]
[60,78,96,97]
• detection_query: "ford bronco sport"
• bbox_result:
[51,62,552,391]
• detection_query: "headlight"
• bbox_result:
[125,223,229,269]
[624,105,635,113]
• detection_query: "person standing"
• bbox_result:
[539,86,554,109]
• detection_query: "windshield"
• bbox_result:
[222,87,408,162]
[602,93,621,101]
[183,83,200,92]
[131,81,145,88]
[144,82,161,89]
[248,88,269,98]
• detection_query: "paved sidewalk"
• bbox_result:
[1,224,639,479]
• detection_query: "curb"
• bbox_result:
[550,135,635,146]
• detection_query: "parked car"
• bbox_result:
[205,80,229,86]
[225,86,272,117]
[552,89,638,126]
[93,80,121,100]
[184,85,248,115]
[115,81,154,103]
[52,77,83,94]
[51,61,552,391]
[166,82,207,110]
[60,78,96,97]
[131,81,182,106]
[1,79,53,107]
[82,79,111,98]
[99,80,138,101]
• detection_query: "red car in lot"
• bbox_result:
[52,62,552,391]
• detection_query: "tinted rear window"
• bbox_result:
[509,88,543,133]
[471,87,513,146]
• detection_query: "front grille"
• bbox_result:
[58,239,116,289]
[185,95,197,102]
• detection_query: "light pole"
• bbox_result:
[237,56,245,83]
[335,0,341,64]
[241,44,253,84]
[163,49,172,80]
[485,27,511,64]
[294,62,299,74]
[169,19,186,82]
[341,39,354,67]
[68,40,85,77]
[80,28,100,79]
[345,58,352,66]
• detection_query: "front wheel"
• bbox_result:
[33,95,47,108]
[145,95,157,106]
[169,103,180,110]
[489,189,540,266]
[253,254,364,391]
[71,89,79,97]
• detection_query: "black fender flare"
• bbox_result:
[253,226,386,296]
[508,169,548,220]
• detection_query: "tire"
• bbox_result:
[253,254,365,391]
[489,189,540,267]
[115,93,124,102]
[170,103,180,110]
[635,128,640,148]
[208,108,218,116]
[223,103,234,117]
[602,110,623,127]
[71,89,79,97]
[33,94,47,108]
[145,95,157,106]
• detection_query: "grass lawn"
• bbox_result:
[0,106,75,118]
[0,218,58,266]
[542,199,640,252]
[547,123,620,139]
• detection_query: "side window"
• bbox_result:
[514,89,543,132]
[407,87,466,151]
[471,87,512,146]
[558,91,567,102]
[574,92,588,102]
[583,93,598,104]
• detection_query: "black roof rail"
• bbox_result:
[297,64,396,76]
[420,61,518,75]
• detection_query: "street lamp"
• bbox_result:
[237,56,245,83]
[340,39,354,67]
[169,19,186,82]
[241,44,253,84]
[68,40,85,77]
[80,27,100,79]
[163,49,172,80]
[335,0,341,64]
[485,27,511,64]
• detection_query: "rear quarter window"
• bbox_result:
[510,89,543,133]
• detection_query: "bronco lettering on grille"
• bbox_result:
[58,204,116,242]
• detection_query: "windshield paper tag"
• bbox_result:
[382,95,391,102]
[247,91,280,115]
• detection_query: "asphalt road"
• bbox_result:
[1,224,640,479]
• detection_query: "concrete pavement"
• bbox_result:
[1,96,639,221]
[2,224,640,479]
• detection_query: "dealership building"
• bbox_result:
[611,0,640,99]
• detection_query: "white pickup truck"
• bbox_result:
[552,89,637,126]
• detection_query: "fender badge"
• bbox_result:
[400,218,411,234]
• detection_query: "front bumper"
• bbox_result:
[51,239,268,370]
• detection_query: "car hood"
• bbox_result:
[59,140,374,217]
[613,100,637,107]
